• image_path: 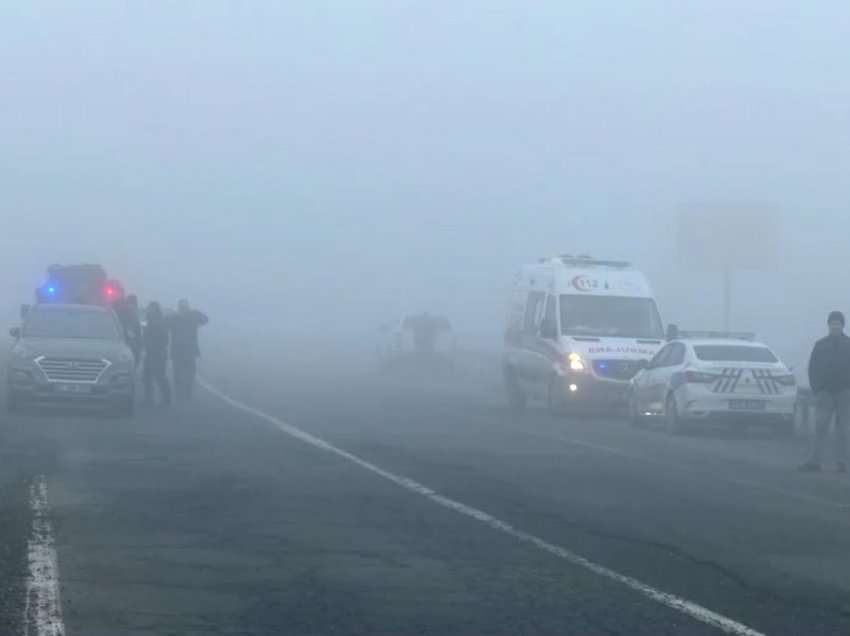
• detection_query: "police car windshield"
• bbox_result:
[23,308,122,340]
[694,345,778,363]
[559,295,664,339]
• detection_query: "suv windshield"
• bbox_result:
[694,345,778,363]
[559,295,664,339]
[23,308,121,340]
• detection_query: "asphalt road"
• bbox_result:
[3,353,850,635]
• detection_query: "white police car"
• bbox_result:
[628,331,796,435]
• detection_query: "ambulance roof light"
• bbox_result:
[559,256,631,269]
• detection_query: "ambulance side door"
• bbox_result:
[516,290,546,394]
[528,294,561,392]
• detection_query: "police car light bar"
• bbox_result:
[676,330,756,341]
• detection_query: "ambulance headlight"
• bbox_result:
[568,353,586,372]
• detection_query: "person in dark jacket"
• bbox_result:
[142,302,171,406]
[169,299,209,401]
[800,311,850,472]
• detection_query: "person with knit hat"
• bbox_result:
[800,310,850,472]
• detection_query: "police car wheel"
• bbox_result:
[629,391,646,428]
[665,395,684,435]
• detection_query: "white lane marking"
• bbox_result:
[541,433,850,511]
[24,475,65,636]
[199,380,764,636]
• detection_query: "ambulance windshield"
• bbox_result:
[559,295,664,339]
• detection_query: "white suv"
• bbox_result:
[7,303,136,416]
[628,333,796,435]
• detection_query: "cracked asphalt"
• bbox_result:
[3,351,850,635]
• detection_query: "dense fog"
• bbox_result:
[2,1,849,372]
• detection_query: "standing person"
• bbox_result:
[142,302,171,406]
[169,299,209,401]
[800,311,850,473]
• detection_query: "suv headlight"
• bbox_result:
[11,345,34,361]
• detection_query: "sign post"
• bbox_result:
[676,205,782,330]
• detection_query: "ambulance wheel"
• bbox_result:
[665,394,684,435]
[629,391,646,429]
[503,367,526,412]
[547,376,565,416]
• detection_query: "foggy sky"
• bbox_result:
[2,1,850,368]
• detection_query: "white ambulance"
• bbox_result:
[503,255,665,411]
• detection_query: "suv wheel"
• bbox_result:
[115,395,135,418]
[6,390,20,414]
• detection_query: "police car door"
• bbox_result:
[649,343,685,411]
[637,344,672,411]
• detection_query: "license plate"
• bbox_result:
[729,399,766,411]
[54,383,92,395]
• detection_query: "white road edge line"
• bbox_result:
[199,380,765,636]
[24,475,65,636]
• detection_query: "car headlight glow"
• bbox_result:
[568,352,586,372]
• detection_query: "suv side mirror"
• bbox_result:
[9,327,21,338]
[635,358,649,371]
[666,324,679,341]
[539,319,557,340]
[19,304,30,320]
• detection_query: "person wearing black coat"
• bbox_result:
[169,299,209,401]
[142,302,171,406]
[801,311,850,472]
